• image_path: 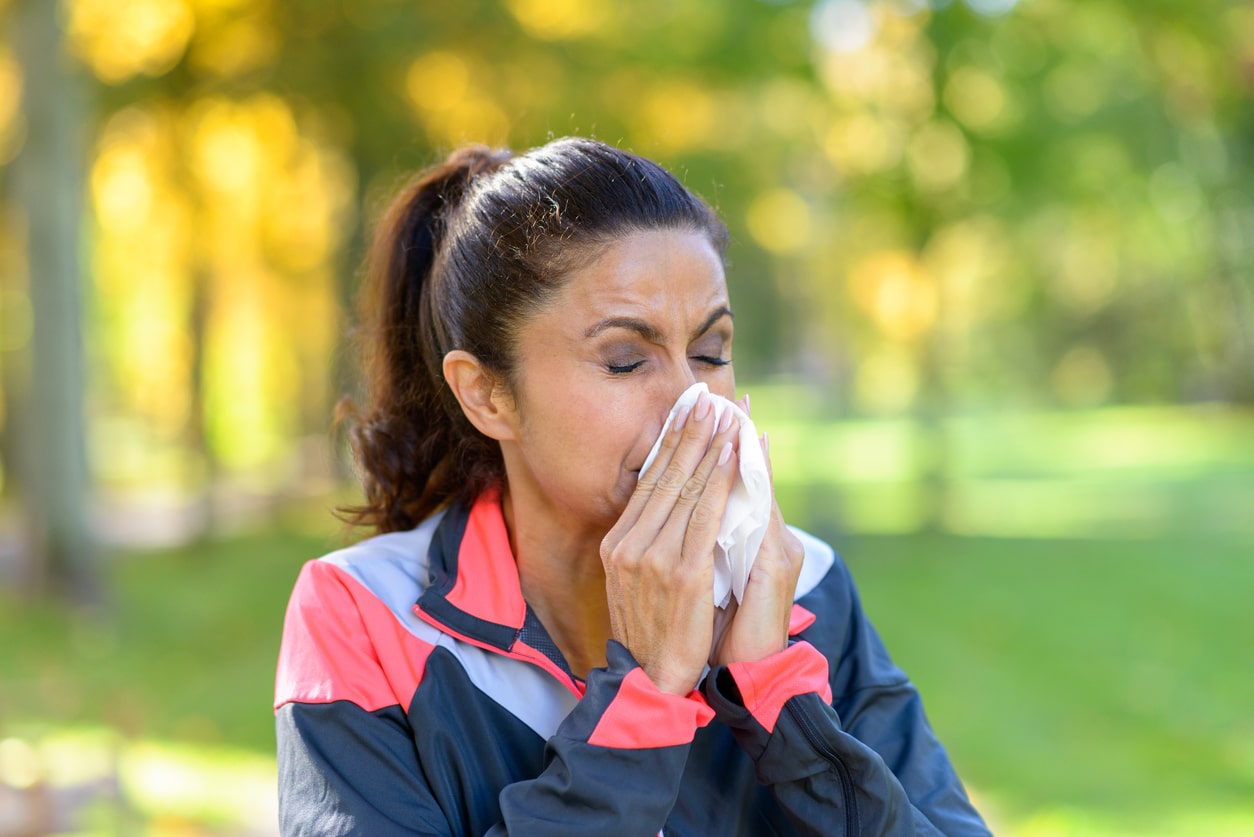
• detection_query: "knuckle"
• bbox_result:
[640,545,672,570]
[604,537,641,569]
[679,473,708,503]
[599,532,619,563]
[654,464,687,495]
[687,500,719,530]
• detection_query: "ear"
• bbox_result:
[443,350,518,442]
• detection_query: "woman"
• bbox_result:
[275,137,991,836]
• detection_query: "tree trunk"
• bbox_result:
[9,0,99,602]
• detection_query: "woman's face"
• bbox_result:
[499,227,736,535]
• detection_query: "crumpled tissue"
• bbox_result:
[639,382,771,607]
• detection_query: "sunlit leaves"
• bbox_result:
[633,79,722,154]
[0,45,23,164]
[84,94,351,485]
[405,51,510,147]
[503,0,613,41]
[66,0,195,84]
[747,188,814,254]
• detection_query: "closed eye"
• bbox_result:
[607,360,646,374]
[692,356,730,367]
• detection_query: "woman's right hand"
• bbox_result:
[600,391,741,695]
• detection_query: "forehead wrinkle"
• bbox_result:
[557,228,731,346]
[582,303,732,347]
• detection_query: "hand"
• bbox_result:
[600,391,742,695]
[710,406,805,669]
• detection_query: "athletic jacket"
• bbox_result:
[275,490,990,836]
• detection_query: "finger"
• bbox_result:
[632,406,737,562]
[677,434,739,565]
[613,392,725,546]
[610,401,693,539]
[655,411,740,563]
[637,404,692,485]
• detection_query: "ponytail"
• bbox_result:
[337,146,512,532]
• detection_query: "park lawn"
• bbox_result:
[2,526,1251,835]
[836,532,1254,835]
[0,527,330,751]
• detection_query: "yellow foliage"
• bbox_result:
[188,8,279,79]
[921,216,1016,334]
[406,52,510,146]
[0,45,24,165]
[407,52,472,113]
[92,143,155,232]
[746,189,813,255]
[847,251,937,342]
[0,47,20,134]
[635,80,718,154]
[85,94,349,480]
[67,0,195,83]
[757,78,819,141]
[90,108,194,435]
[504,0,611,41]
[824,112,906,175]
[818,16,935,126]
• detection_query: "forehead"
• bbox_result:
[555,228,729,322]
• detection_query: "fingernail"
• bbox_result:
[673,405,691,432]
[742,393,751,415]
[693,392,711,421]
[716,408,733,434]
[762,432,769,454]
[717,441,733,466]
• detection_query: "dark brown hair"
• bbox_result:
[339,137,729,533]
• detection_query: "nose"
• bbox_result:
[661,362,698,410]
[645,363,698,436]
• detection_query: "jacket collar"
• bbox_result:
[416,489,527,651]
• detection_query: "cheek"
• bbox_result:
[527,394,636,459]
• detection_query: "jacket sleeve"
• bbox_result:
[275,560,452,836]
[701,555,991,836]
[489,641,714,836]
[276,561,713,836]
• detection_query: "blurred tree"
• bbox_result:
[7,0,99,601]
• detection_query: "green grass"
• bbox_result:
[0,528,333,751]
[833,532,1254,833]
[2,521,1252,834]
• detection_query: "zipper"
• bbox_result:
[786,701,859,836]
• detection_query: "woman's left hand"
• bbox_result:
[710,409,806,668]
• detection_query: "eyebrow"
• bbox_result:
[584,306,733,343]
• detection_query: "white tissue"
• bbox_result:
[638,383,772,607]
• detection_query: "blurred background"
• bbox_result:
[1,0,1251,833]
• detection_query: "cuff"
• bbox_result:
[585,642,715,749]
[708,641,833,734]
